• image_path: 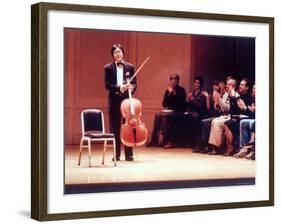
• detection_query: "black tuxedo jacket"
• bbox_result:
[104,61,137,111]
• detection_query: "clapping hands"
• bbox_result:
[237,99,247,110]
[201,90,209,98]
[212,91,220,103]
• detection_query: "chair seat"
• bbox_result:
[85,131,114,138]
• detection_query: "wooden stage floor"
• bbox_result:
[64,145,255,194]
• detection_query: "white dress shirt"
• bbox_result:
[116,64,123,86]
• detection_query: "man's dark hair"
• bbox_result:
[241,78,252,91]
[111,43,124,57]
[194,76,204,88]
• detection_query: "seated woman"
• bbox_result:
[208,77,238,154]
[193,80,223,153]
[185,76,209,149]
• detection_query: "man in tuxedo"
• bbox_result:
[104,43,137,161]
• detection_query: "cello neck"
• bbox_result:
[126,79,135,116]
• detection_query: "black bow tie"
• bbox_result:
[117,62,124,67]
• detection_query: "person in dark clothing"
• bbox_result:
[161,74,187,148]
[147,74,187,148]
[224,78,254,156]
[209,80,222,117]
[104,43,137,161]
[185,76,209,149]
[234,84,256,159]
[186,76,209,120]
[162,74,187,112]
[194,80,224,153]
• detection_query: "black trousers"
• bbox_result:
[166,112,189,146]
[148,112,169,146]
[225,118,241,151]
[108,97,133,158]
[148,112,188,147]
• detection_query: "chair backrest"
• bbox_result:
[81,109,105,136]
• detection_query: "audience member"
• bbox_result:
[234,84,256,159]
[186,76,209,147]
[193,80,223,153]
[223,78,254,156]
[208,77,238,154]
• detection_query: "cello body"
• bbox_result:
[120,98,148,147]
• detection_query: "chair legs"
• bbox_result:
[113,139,116,167]
[88,139,91,167]
[102,140,107,165]
[78,138,116,167]
[78,138,83,166]
[103,139,117,166]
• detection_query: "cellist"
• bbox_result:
[104,43,137,161]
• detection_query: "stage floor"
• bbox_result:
[65,144,255,193]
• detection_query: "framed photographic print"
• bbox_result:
[31,2,274,221]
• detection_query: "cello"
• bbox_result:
[120,57,149,147]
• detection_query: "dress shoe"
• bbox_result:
[112,157,120,161]
[240,144,254,150]
[163,142,175,149]
[125,156,134,161]
[192,145,201,153]
[233,148,249,158]
[208,150,221,155]
[244,141,255,147]
[159,141,165,147]
[146,142,154,147]
[207,145,224,155]
[200,146,211,154]
[251,151,255,160]
[245,151,255,160]
[208,147,223,155]
[223,150,235,156]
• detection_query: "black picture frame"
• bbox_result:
[31,2,274,221]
